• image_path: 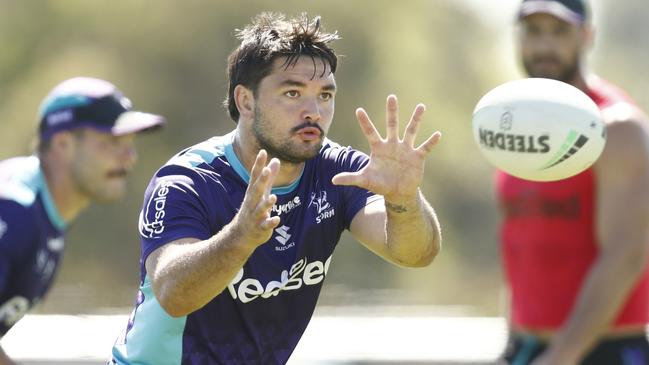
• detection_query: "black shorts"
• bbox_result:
[503,333,649,365]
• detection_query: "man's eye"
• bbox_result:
[554,26,570,36]
[285,90,299,97]
[320,92,333,101]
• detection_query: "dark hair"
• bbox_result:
[224,12,340,122]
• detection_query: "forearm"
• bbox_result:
[149,217,260,317]
[384,190,441,267]
[546,247,648,360]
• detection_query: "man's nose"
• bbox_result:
[120,140,138,168]
[302,98,321,122]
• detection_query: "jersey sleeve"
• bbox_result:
[138,165,214,264]
[0,200,36,304]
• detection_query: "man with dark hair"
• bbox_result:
[498,1,649,364]
[0,77,164,364]
[111,12,442,364]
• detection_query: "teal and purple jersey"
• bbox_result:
[112,131,380,364]
[0,156,66,336]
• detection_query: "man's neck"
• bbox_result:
[568,71,589,94]
[232,130,305,188]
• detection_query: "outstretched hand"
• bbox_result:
[332,95,441,204]
[237,150,281,246]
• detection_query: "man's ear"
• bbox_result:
[582,23,595,51]
[48,131,77,160]
[234,85,255,120]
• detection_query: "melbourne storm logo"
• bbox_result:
[309,190,335,224]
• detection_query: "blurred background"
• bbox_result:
[1,0,648,320]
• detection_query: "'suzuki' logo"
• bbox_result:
[274,225,295,252]
[275,225,291,245]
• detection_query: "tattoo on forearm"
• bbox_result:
[385,202,408,213]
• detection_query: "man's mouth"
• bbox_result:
[296,126,322,140]
[107,169,129,179]
[532,57,560,68]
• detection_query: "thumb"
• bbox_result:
[332,172,363,187]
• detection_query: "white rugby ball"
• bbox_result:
[472,78,606,182]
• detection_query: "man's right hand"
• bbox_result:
[146,149,283,317]
[234,149,281,247]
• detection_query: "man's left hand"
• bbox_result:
[332,94,441,204]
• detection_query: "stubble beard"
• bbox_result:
[72,159,125,204]
[252,108,323,164]
[523,56,581,84]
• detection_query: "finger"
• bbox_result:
[403,104,426,147]
[263,158,281,198]
[259,193,277,217]
[244,151,269,207]
[247,158,277,204]
[385,94,399,142]
[249,150,268,186]
[355,108,382,145]
[415,131,442,155]
[331,171,367,187]
[246,166,271,206]
[260,215,281,230]
[255,194,278,229]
